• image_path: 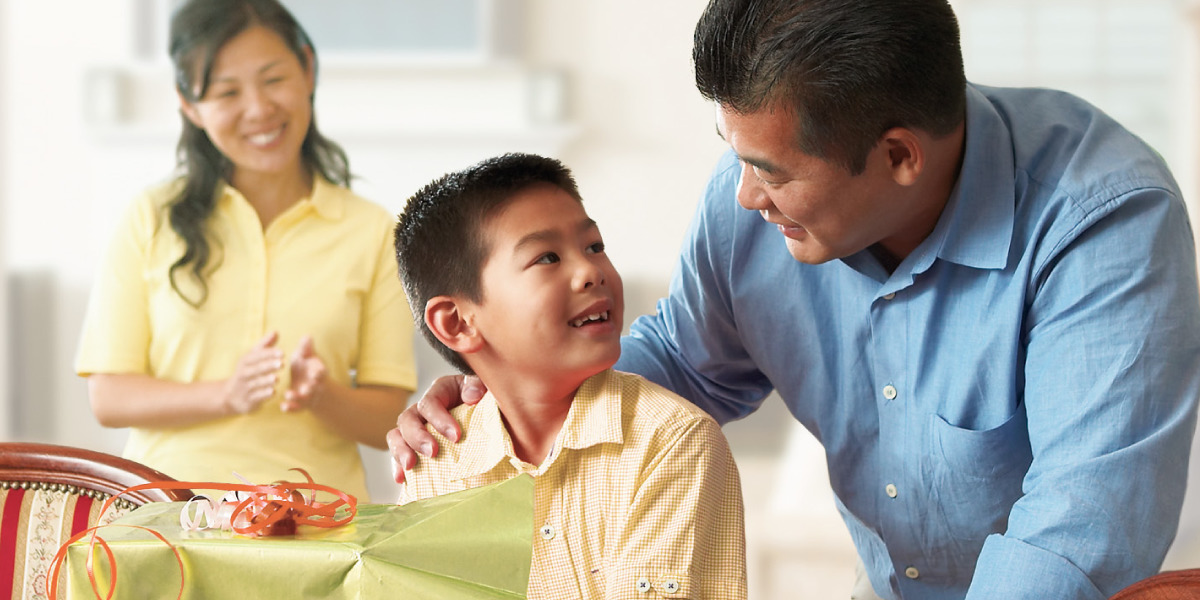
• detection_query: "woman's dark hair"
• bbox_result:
[693,0,966,174]
[167,0,350,306]
[394,153,582,375]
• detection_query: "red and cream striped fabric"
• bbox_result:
[0,485,131,600]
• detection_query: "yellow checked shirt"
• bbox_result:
[400,369,747,599]
[75,176,417,501]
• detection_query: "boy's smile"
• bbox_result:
[467,182,624,388]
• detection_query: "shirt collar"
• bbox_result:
[449,370,624,481]
[217,173,344,221]
[923,83,1015,271]
[841,83,1017,287]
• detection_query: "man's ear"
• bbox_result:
[177,89,204,130]
[425,296,483,354]
[879,127,924,187]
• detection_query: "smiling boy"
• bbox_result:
[392,153,746,599]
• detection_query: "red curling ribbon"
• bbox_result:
[46,469,358,600]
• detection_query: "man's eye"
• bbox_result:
[535,252,560,264]
[752,167,784,186]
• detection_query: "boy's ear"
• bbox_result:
[424,296,483,354]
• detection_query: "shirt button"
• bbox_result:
[539,524,555,540]
[882,385,898,400]
[905,566,920,579]
[662,579,680,594]
[883,292,896,300]
[636,578,652,593]
[885,484,898,498]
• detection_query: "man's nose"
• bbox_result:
[736,161,768,211]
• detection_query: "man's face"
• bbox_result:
[716,104,898,264]
[466,183,625,385]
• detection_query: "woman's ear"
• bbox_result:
[425,296,483,354]
[302,45,316,94]
[879,127,924,187]
[177,89,203,130]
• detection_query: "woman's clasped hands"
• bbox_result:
[222,331,326,415]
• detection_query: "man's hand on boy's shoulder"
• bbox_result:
[387,374,488,483]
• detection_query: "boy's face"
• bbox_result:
[468,182,624,383]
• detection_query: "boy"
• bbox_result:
[393,153,746,599]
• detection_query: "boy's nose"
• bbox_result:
[573,260,606,290]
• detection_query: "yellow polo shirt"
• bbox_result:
[400,369,747,599]
[75,176,417,501]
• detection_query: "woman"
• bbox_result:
[74,0,416,501]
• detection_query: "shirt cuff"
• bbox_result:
[965,534,1105,600]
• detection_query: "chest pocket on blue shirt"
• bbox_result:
[923,402,1032,558]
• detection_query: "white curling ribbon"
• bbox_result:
[180,495,220,531]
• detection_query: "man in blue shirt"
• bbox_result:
[389,0,1200,597]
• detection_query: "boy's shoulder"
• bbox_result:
[598,369,721,434]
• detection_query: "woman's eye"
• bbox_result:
[535,252,560,265]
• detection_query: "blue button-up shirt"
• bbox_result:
[617,83,1200,599]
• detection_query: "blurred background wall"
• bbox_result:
[1,0,1197,597]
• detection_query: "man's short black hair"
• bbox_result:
[693,0,966,174]
[394,153,582,374]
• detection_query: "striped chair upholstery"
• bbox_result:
[0,442,192,600]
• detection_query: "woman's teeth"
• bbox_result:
[247,127,284,146]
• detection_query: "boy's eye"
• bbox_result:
[534,252,560,265]
[587,241,606,254]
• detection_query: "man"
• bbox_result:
[390,0,1200,598]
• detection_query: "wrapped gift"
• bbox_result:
[66,475,533,599]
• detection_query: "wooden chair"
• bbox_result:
[1110,569,1200,599]
[0,442,193,599]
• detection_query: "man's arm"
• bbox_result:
[967,188,1200,598]
[617,151,776,425]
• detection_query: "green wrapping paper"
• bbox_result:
[65,475,534,599]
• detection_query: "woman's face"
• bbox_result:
[179,25,314,184]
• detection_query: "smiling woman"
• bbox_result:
[71,0,417,502]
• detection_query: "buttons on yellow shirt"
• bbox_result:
[539,524,556,540]
[905,566,920,579]
[636,578,652,593]
[885,483,898,498]
[882,385,898,400]
[661,579,680,594]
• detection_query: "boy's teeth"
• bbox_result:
[570,311,608,327]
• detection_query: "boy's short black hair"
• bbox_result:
[394,152,582,374]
